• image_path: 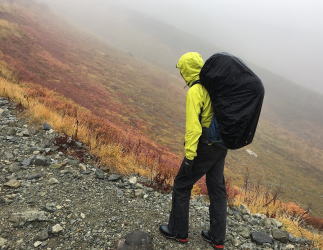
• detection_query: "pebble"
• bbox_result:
[4,179,21,189]
[108,174,122,181]
[48,177,59,185]
[34,241,42,247]
[51,224,64,234]
[128,176,137,185]
[0,237,8,247]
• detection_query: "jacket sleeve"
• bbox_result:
[185,86,203,160]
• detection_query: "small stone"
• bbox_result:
[0,237,8,247]
[129,176,137,185]
[26,173,43,180]
[284,244,295,250]
[48,178,59,185]
[8,164,21,173]
[33,156,50,166]
[80,213,86,219]
[240,228,250,238]
[134,189,144,198]
[51,224,63,234]
[36,229,49,241]
[44,203,57,213]
[95,169,106,179]
[108,174,122,182]
[240,243,255,250]
[21,157,33,167]
[4,179,21,189]
[33,151,40,155]
[34,241,42,247]
[251,231,273,245]
[272,229,289,243]
[119,231,153,250]
[239,204,251,215]
[271,218,283,228]
[79,163,87,171]
[43,123,52,131]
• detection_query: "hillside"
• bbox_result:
[0,97,321,249]
[0,0,323,218]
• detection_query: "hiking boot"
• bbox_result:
[159,225,189,244]
[201,230,224,249]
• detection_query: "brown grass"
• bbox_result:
[0,76,180,180]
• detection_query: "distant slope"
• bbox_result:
[0,0,186,153]
[1,0,323,216]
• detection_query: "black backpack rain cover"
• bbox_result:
[200,53,265,149]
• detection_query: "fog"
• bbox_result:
[38,0,323,94]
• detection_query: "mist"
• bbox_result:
[38,0,323,94]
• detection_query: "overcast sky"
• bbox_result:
[39,0,323,94]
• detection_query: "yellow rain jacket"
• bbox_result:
[176,52,213,160]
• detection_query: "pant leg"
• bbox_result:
[168,143,223,237]
[206,144,228,244]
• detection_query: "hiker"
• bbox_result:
[159,52,264,249]
[159,52,228,249]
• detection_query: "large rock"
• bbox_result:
[251,231,273,245]
[272,229,289,243]
[9,210,49,227]
[117,231,153,250]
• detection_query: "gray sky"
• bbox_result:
[39,0,323,94]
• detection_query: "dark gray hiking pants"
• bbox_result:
[168,142,228,244]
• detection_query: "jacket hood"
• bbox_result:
[176,52,204,87]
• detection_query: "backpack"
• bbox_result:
[199,53,265,149]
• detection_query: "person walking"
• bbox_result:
[159,52,228,249]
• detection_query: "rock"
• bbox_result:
[79,163,87,171]
[134,189,144,198]
[48,178,59,185]
[108,174,122,182]
[36,229,49,241]
[240,228,250,238]
[117,231,153,250]
[21,157,33,167]
[80,213,86,219]
[4,179,21,189]
[0,237,8,247]
[7,128,16,136]
[44,202,57,213]
[33,156,50,166]
[43,123,52,131]
[34,241,42,247]
[239,242,255,250]
[95,169,106,179]
[8,164,21,173]
[129,176,137,185]
[271,218,283,228]
[251,231,273,244]
[26,172,43,180]
[51,224,63,234]
[4,151,14,159]
[284,244,295,250]
[239,204,251,215]
[10,210,49,226]
[0,108,4,116]
[272,229,289,243]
